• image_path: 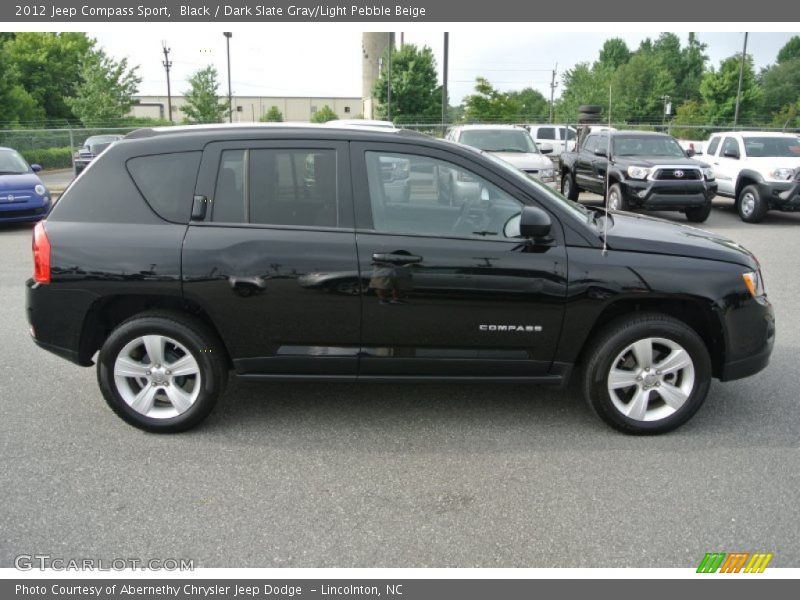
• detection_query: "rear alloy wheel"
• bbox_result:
[97,311,227,432]
[685,203,712,223]
[737,185,768,223]
[582,313,711,434]
[606,183,628,212]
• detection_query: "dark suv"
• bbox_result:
[27,125,774,434]
[560,131,717,222]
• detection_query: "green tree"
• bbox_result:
[670,100,709,139]
[760,59,800,118]
[463,77,520,122]
[0,47,44,126]
[597,38,631,70]
[612,52,675,122]
[310,105,338,123]
[700,54,762,125]
[66,50,141,127]
[777,36,800,64]
[554,62,614,122]
[260,106,283,122]
[677,33,709,102]
[373,44,441,123]
[181,66,227,124]
[4,32,94,121]
[506,88,549,121]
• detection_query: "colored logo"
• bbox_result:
[697,552,773,573]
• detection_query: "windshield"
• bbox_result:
[743,137,800,158]
[459,129,538,154]
[479,150,589,223]
[612,135,686,157]
[0,149,31,174]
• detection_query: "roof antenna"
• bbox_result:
[602,84,612,257]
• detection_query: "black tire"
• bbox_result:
[736,184,768,223]
[97,310,228,433]
[578,104,603,114]
[561,171,579,200]
[578,113,602,123]
[582,313,712,435]
[685,203,712,223]
[606,183,628,211]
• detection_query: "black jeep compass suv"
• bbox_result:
[26,124,774,434]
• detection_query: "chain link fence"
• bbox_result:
[3,122,797,172]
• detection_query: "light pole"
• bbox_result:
[223,32,233,123]
[734,32,749,129]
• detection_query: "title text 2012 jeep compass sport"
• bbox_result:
[26,125,775,434]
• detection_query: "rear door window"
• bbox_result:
[126,151,201,223]
[538,127,556,140]
[706,137,720,157]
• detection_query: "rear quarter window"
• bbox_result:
[126,152,202,223]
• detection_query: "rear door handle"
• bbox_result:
[372,253,423,264]
[191,195,208,220]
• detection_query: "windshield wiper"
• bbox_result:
[0,171,26,175]
[472,230,499,236]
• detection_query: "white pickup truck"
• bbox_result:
[704,131,800,222]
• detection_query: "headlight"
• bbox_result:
[769,168,794,181]
[34,184,46,196]
[626,166,651,180]
[742,270,766,298]
[702,167,715,181]
[539,168,555,181]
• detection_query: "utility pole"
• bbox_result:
[442,32,449,126]
[549,63,557,124]
[733,32,749,129]
[386,32,393,121]
[161,41,173,122]
[223,32,233,123]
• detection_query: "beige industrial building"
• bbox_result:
[130,32,392,123]
[129,95,362,123]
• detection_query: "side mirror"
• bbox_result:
[685,148,696,158]
[519,206,552,241]
[723,148,740,159]
[31,164,42,172]
[539,143,554,154]
[594,147,607,157]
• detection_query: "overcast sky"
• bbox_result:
[92,29,798,105]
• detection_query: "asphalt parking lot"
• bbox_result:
[1,198,798,568]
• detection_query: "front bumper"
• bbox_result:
[719,297,775,382]
[621,178,717,210]
[0,197,51,223]
[769,180,800,211]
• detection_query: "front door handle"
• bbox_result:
[372,253,423,264]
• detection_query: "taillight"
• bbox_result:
[33,221,51,284]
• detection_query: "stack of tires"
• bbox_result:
[578,104,603,124]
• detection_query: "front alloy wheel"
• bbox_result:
[582,313,711,434]
[607,337,695,422]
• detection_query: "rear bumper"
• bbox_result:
[26,279,95,366]
[622,179,716,210]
